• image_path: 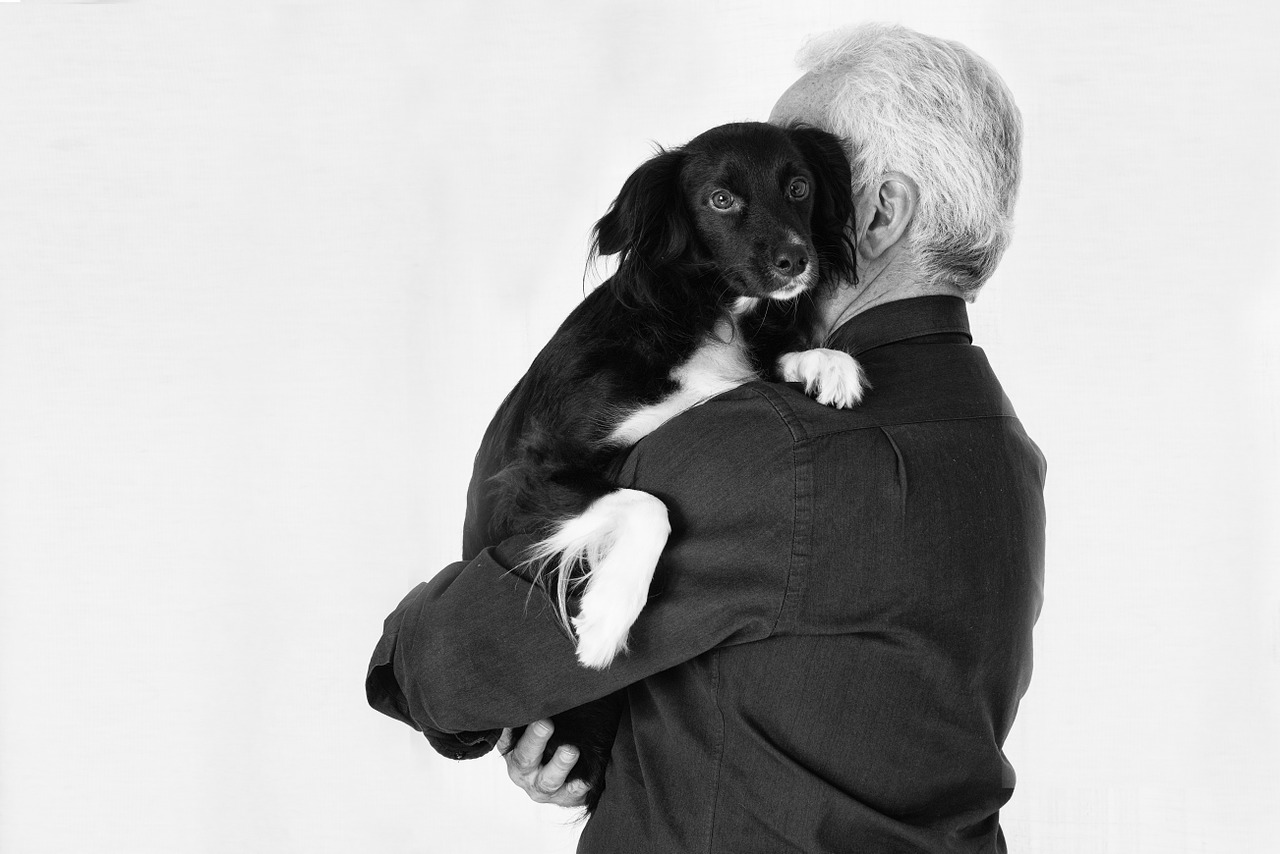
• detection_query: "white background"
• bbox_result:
[1,2,1277,852]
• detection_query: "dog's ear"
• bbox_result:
[786,125,858,288]
[591,148,691,269]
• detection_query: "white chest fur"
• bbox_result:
[606,316,758,447]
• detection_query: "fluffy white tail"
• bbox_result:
[524,489,671,669]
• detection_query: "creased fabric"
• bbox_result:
[368,296,1047,853]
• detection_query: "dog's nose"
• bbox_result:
[772,245,809,277]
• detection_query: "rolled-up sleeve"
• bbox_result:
[366,384,801,745]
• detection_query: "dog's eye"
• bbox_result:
[788,178,810,200]
[709,190,737,210]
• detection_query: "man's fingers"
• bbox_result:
[495,729,512,755]
[534,745,579,794]
[539,778,590,808]
[509,720,553,771]
[560,780,591,807]
[501,720,591,807]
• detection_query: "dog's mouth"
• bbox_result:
[764,262,817,301]
[721,250,819,301]
[767,280,807,300]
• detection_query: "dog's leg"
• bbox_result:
[535,489,670,669]
[778,348,868,409]
[572,489,670,668]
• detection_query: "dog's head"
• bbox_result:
[592,122,856,305]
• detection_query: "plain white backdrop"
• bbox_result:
[1,2,1277,852]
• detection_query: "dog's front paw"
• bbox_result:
[778,348,867,408]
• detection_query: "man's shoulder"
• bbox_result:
[615,382,801,489]
[787,341,1018,439]
[616,339,1026,487]
[614,381,893,491]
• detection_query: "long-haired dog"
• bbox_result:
[458,121,866,811]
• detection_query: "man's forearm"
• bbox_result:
[367,385,799,740]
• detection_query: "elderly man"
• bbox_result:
[368,22,1044,853]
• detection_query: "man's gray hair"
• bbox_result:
[797,23,1022,296]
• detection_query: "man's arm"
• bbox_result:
[366,384,800,740]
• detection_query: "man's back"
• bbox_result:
[366,296,1045,853]
[579,296,1046,852]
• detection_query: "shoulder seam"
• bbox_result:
[740,385,802,637]
[758,388,812,639]
[744,382,810,445]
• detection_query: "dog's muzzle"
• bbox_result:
[766,255,817,300]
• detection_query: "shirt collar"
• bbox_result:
[826,295,972,357]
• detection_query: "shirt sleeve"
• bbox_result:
[365,384,800,739]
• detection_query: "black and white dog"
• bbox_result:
[462,121,866,807]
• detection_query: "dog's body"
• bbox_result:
[459,122,865,811]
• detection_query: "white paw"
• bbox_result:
[572,596,642,670]
[567,491,669,669]
[778,348,867,408]
[570,546,654,669]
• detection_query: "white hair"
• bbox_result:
[796,23,1022,296]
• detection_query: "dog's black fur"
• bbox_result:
[457,122,856,812]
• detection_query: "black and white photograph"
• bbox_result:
[1,2,1276,852]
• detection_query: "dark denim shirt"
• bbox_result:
[367,296,1047,853]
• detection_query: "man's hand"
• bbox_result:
[497,719,591,808]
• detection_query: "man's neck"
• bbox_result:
[814,257,964,345]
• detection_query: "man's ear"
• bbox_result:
[857,171,918,262]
